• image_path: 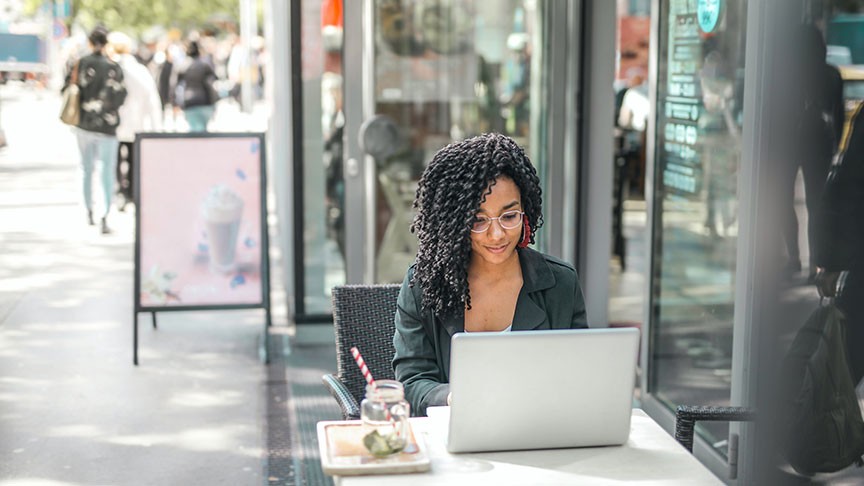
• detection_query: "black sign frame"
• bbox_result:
[132,132,271,365]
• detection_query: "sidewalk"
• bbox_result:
[0,85,303,485]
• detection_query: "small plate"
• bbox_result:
[317,420,431,476]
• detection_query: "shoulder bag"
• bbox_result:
[60,62,81,126]
[780,300,864,474]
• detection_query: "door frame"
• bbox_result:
[342,0,376,285]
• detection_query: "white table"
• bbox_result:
[334,407,722,485]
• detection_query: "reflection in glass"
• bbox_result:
[372,0,547,283]
[770,12,864,480]
[650,0,748,455]
[820,0,864,424]
[300,0,347,314]
[609,1,651,334]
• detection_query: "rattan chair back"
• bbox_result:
[332,284,402,406]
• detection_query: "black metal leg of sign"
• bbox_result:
[262,311,271,365]
[133,312,139,366]
[151,312,157,329]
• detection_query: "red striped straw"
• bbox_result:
[351,346,376,388]
[351,346,401,437]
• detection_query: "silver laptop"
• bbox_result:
[446,327,640,453]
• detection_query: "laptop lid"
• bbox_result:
[446,327,640,453]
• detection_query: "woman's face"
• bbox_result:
[470,176,523,267]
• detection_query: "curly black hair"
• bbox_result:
[410,132,543,318]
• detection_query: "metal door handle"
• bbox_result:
[346,158,360,178]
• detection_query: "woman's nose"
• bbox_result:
[487,218,507,237]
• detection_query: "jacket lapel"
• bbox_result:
[512,248,556,331]
[440,310,464,337]
[439,249,555,333]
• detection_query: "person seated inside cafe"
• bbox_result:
[392,132,588,416]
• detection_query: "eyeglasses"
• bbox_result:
[470,210,524,233]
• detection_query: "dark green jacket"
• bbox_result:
[392,248,588,416]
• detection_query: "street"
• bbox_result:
[0,84,277,485]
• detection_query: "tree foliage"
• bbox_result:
[25,0,240,36]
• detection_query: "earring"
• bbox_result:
[518,215,531,248]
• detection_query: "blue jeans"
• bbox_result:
[184,105,215,132]
[75,128,119,217]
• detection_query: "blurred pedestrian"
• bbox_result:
[815,102,864,383]
[780,25,844,280]
[108,31,162,211]
[65,26,127,234]
[780,101,864,478]
[154,43,175,120]
[175,40,218,132]
[699,50,740,238]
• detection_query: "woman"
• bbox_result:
[175,40,217,132]
[68,26,127,234]
[393,133,588,416]
[107,31,163,211]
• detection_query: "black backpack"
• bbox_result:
[781,303,864,474]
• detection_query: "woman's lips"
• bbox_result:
[486,244,509,254]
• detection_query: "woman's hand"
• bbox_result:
[815,268,842,298]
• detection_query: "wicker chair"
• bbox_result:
[322,284,402,420]
[674,405,757,453]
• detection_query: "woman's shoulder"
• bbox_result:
[520,247,579,288]
[540,251,576,272]
[76,53,95,68]
[396,263,429,318]
[400,264,422,297]
[522,247,575,272]
[543,253,579,288]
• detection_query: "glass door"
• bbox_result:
[646,0,748,456]
[292,0,348,320]
[343,0,558,285]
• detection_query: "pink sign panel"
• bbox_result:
[136,135,266,308]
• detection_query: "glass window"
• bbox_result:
[299,0,346,314]
[610,0,651,336]
[650,0,748,455]
[296,0,553,308]
[370,0,551,282]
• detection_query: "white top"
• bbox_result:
[464,324,512,333]
[115,54,163,142]
[333,408,723,486]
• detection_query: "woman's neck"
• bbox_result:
[468,249,522,282]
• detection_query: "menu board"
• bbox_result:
[134,133,269,310]
[659,0,704,198]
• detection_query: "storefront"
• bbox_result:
[641,0,861,482]
[268,0,859,482]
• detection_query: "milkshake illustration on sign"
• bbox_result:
[202,185,244,273]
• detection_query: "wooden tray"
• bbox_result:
[316,420,431,476]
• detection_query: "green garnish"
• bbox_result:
[363,430,406,457]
